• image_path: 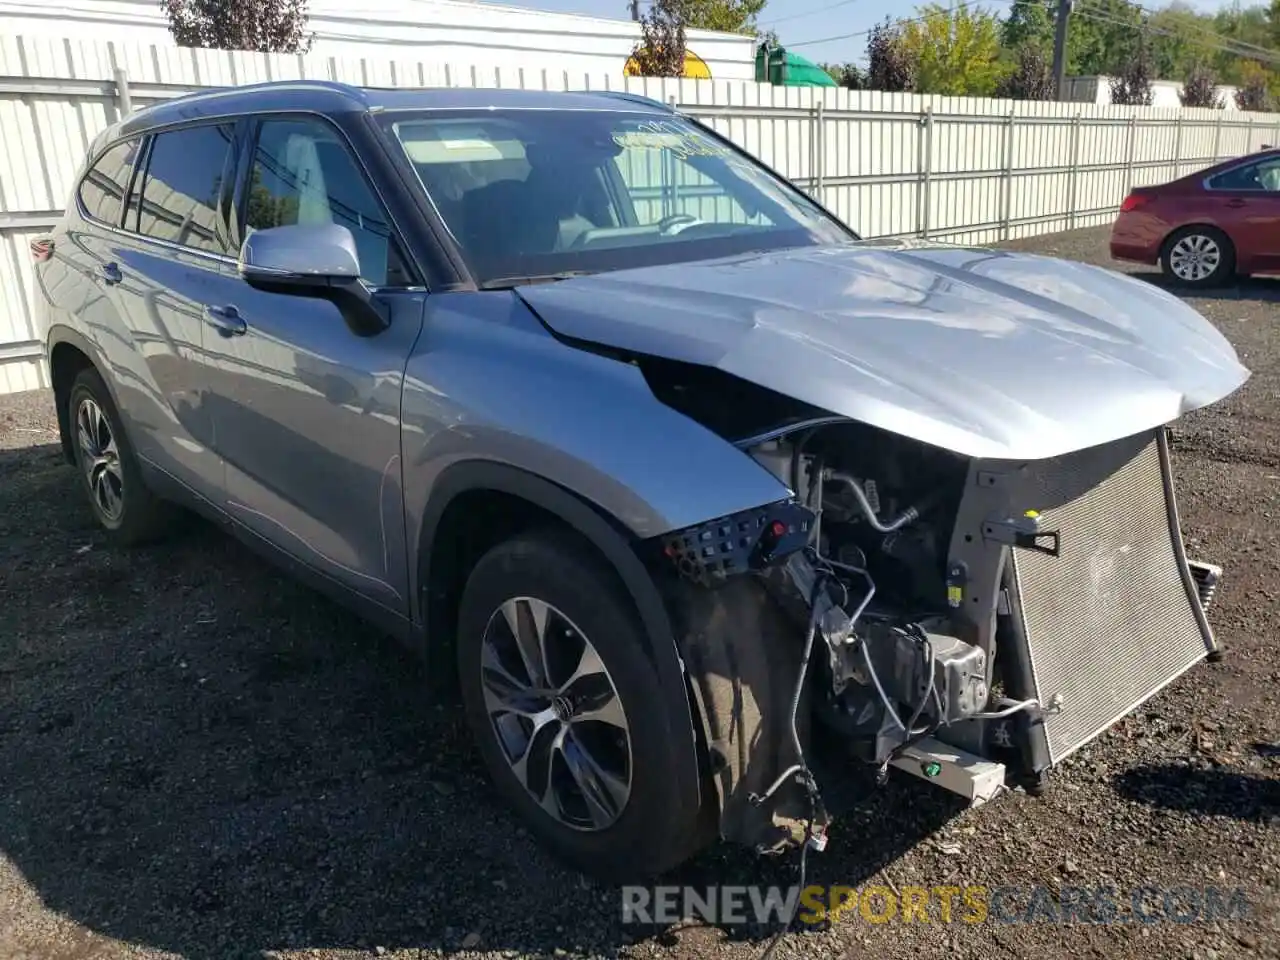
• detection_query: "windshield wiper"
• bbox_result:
[478,270,596,290]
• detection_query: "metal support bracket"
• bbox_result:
[981,512,1060,557]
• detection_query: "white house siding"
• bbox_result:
[1064,76,1243,111]
[0,0,759,80]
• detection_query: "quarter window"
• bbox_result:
[243,117,395,286]
[78,138,140,226]
[135,123,235,253]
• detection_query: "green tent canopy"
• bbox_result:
[755,46,837,87]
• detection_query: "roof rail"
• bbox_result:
[576,90,677,112]
[143,79,368,111]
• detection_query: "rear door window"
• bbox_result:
[135,123,236,253]
[78,138,141,226]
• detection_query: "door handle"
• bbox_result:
[203,304,247,337]
[98,262,122,285]
[1226,198,1247,208]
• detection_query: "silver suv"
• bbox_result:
[35,81,1248,880]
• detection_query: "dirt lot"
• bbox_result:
[1,225,1278,960]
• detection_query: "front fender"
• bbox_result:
[401,292,797,826]
[400,291,790,546]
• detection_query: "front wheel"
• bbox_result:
[456,531,706,881]
[1161,226,1235,287]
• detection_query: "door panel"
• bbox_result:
[1225,195,1280,273]
[87,125,236,503]
[202,289,424,613]
[198,114,424,615]
[1203,156,1280,273]
[105,237,225,500]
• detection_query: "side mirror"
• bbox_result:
[238,224,388,335]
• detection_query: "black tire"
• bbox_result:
[456,530,705,881]
[1160,226,1235,287]
[67,367,177,545]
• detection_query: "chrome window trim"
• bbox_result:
[90,217,238,268]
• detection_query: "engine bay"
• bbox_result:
[744,423,1017,768]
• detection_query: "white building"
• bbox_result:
[0,0,758,80]
[1064,75,1242,110]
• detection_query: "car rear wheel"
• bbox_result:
[1161,226,1235,286]
[67,368,177,544]
[456,530,706,880]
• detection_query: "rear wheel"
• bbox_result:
[1161,226,1235,287]
[456,530,705,880]
[67,368,176,544]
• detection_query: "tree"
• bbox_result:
[866,18,915,92]
[1235,64,1275,111]
[1109,30,1155,105]
[1000,0,1144,77]
[1149,6,1219,82]
[162,0,311,53]
[1215,5,1273,84]
[995,43,1054,100]
[1000,0,1055,53]
[668,0,767,35]
[899,3,1004,96]
[1179,62,1224,108]
[822,62,867,89]
[630,0,687,77]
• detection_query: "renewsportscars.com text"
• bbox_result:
[621,884,1250,926]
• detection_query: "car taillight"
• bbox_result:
[30,238,53,262]
[1119,193,1151,213]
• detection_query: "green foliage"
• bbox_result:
[669,0,767,35]
[841,0,1280,103]
[1109,30,1155,104]
[244,168,299,229]
[899,3,1005,96]
[630,0,687,77]
[867,18,916,92]
[822,62,867,89]
[1235,62,1276,110]
[1070,0,1145,75]
[995,43,1054,100]
[1179,62,1224,108]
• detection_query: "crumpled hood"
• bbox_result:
[517,242,1250,459]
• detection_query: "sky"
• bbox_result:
[495,0,1241,65]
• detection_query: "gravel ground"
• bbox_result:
[1,225,1277,960]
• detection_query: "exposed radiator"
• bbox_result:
[1009,430,1213,765]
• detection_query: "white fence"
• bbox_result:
[4,33,1280,394]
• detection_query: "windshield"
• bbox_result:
[380,109,856,286]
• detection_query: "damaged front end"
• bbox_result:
[514,240,1249,856]
[651,417,1224,856]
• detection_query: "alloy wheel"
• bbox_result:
[479,596,632,831]
[76,396,124,522]
[1168,234,1221,282]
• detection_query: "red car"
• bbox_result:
[1110,148,1280,286]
